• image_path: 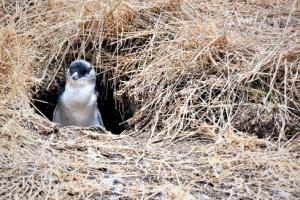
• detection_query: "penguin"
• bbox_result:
[52,59,103,127]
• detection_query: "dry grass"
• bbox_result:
[1,0,300,199]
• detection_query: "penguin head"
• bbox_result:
[66,59,96,85]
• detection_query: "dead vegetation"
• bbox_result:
[0,0,299,199]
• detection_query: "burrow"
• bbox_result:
[31,37,148,134]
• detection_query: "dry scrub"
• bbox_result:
[0,0,300,199]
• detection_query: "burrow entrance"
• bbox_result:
[31,33,151,134]
[32,69,135,134]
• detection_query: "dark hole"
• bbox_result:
[32,71,134,134]
[96,71,135,134]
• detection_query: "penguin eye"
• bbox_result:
[86,67,92,74]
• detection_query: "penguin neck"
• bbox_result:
[64,82,96,106]
[65,81,95,92]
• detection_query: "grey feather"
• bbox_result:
[96,107,104,126]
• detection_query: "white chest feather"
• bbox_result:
[62,84,95,107]
[58,83,98,125]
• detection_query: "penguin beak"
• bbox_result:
[71,72,79,80]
